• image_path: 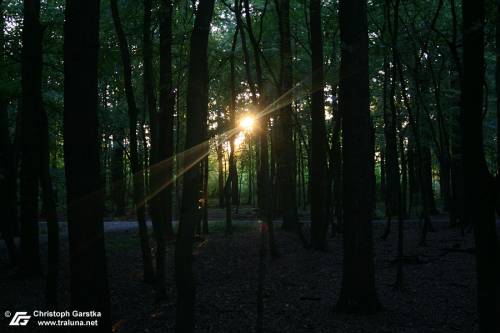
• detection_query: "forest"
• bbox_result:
[1,0,499,331]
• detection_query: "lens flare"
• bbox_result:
[239,116,255,132]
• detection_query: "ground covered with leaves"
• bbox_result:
[1,216,479,332]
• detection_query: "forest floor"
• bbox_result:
[0,211,482,332]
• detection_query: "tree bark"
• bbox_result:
[229,22,239,208]
[175,0,215,331]
[309,0,328,250]
[110,0,155,283]
[159,0,176,238]
[64,0,111,328]
[462,0,500,330]
[336,0,380,313]
[19,0,43,276]
[0,0,18,267]
[276,0,298,231]
[40,102,59,307]
[111,128,126,216]
[217,144,225,207]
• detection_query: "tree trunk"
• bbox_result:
[229,23,239,209]
[110,0,155,283]
[202,156,209,234]
[225,174,233,236]
[462,0,500,331]
[331,85,342,233]
[422,146,437,214]
[144,0,159,231]
[159,0,175,238]
[63,0,111,328]
[217,144,225,207]
[40,102,59,307]
[496,0,500,217]
[19,0,42,277]
[175,0,215,331]
[336,0,380,313]
[247,146,253,205]
[309,0,328,250]
[0,2,18,267]
[242,0,269,213]
[111,128,126,216]
[276,0,298,231]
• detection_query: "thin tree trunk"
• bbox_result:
[40,103,59,307]
[0,2,18,267]
[309,0,328,250]
[331,84,342,233]
[111,128,126,216]
[217,144,225,207]
[247,145,253,205]
[387,0,404,288]
[496,0,500,217]
[110,0,154,283]
[175,0,215,330]
[202,156,209,234]
[229,22,239,209]
[19,0,42,277]
[144,0,159,238]
[225,174,233,236]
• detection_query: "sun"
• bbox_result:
[239,115,255,132]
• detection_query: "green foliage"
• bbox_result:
[3,0,500,215]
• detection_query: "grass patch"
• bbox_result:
[206,220,258,234]
[106,232,141,251]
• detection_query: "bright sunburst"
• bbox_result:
[239,115,255,132]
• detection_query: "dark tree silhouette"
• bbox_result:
[462,0,500,331]
[381,0,401,241]
[309,0,328,250]
[0,0,18,267]
[19,0,42,277]
[110,0,155,283]
[63,0,111,329]
[40,98,59,307]
[148,0,176,301]
[276,0,299,231]
[110,128,126,216]
[336,0,381,313]
[175,0,215,331]
[225,23,238,237]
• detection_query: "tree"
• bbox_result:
[225,23,239,237]
[147,0,176,301]
[229,0,244,210]
[309,0,328,250]
[462,0,500,330]
[275,0,298,231]
[158,0,175,238]
[328,32,342,235]
[0,0,18,267]
[19,0,43,277]
[110,128,126,216]
[175,0,215,331]
[381,0,401,241]
[40,95,59,307]
[336,0,381,313]
[110,0,155,283]
[63,0,111,329]
[385,0,404,288]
